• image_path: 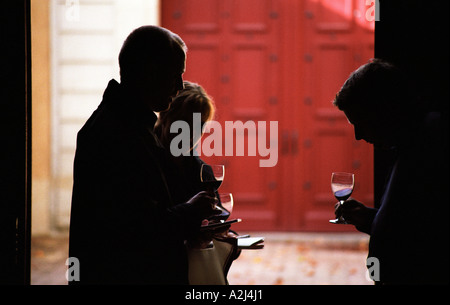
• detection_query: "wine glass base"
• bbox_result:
[329,219,348,224]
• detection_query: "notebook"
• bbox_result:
[237,237,264,249]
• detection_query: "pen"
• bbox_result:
[236,234,250,239]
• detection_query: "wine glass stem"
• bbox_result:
[339,200,346,223]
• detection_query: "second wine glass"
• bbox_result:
[218,193,233,214]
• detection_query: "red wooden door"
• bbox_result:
[162,0,374,231]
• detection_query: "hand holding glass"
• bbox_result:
[329,172,354,224]
[200,164,228,219]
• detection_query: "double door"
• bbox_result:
[162,0,374,231]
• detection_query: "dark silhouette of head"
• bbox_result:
[334,58,419,148]
[119,25,187,112]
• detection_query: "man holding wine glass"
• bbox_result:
[329,172,355,224]
[331,59,448,284]
[69,26,220,284]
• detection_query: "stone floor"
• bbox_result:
[227,232,372,285]
[31,234,70,285]
[30,232,372,285]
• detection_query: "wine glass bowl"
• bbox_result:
[218,193,233,214]
[329,172,354,224]
[200,164,224,191]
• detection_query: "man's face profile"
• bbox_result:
[148,56,186,112]
[343,104,393,150]
[134,55,185,113]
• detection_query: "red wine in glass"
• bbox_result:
[200,164,224,192]
[334,188,353,201]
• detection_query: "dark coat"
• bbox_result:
[368,112,449,284]
[68,80,201,284]
[165,155,208,204]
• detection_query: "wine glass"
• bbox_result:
[329,172,354,224]
[204,192,234,221]
[200,164,224,191]
[218,192,233,215]
[200,164,227,220]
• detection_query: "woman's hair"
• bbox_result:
[155,81,215,141]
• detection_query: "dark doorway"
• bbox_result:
[0,0,32,285]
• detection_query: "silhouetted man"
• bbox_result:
[333,59,449,284]
[69,26,218,284]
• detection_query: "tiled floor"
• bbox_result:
[31,232,372,285]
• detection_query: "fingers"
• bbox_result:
[334,199,361,220]
[188,191,220,219]
[334,199,368,226]
[334,202,343,218]
[188,191,216,205]
[201,191,220,206]
[344,198,363,208]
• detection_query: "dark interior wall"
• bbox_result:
[374,0,449,206]
[0,0,31,284]
[376,0,449,112]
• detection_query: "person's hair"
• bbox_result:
[333,58,416,114]
[155,81,215,135]
[118,25,187,83]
